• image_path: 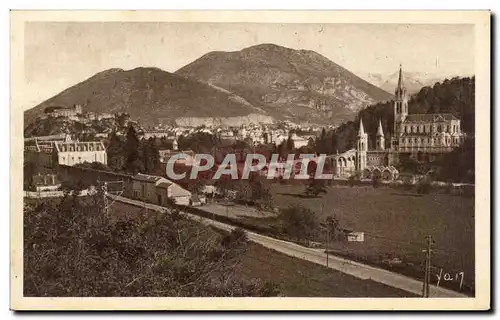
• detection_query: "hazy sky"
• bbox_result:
[24,22,474,109]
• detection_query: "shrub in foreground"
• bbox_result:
[24,195,281,297]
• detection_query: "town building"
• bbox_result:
[43,104,83,118]
[143,130,172,140]
[130,173,191,206]
[31,173,61,192]
[24,135,107,169]
[54,141,107,167]
[290,133,309,149]
[158,149,195,165]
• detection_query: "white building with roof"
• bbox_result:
[24,135,107,169]
[54,141,107,167]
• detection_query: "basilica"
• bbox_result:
[329,65,466,180]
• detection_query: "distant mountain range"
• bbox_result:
[25,44,397,128]
[360,71,447,95]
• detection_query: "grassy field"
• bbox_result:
[268,184,475,294]
[106,200,414,296]
[239,243,416,297]
[25,193,468,296]
[105,198,415,297]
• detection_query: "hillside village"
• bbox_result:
[22,42,476,298]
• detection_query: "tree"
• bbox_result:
[187,179,207,195]
[142,137,160,175]
[330,132,338,154]
[324,215,341,241]
[416,177,433,194]
[315,128,328,154]
[106,131,126,172]
[75,161,113,172]
[23,156,39,191]
[436,137,475,183]
[178,132,220,153]
[372,175,382,188]
[277,141,288,161]
[214,178,235,199]
[304,177,327,197]
[221,228,248,251]
[60,178,86,197]
[125,125,142,174]
[249,175,273,210]
[233,181,253,204]
[286,134,295,153]
[279,205,319,241]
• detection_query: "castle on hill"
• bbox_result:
[328,65,465,180]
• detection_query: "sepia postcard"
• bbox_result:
[10,10,491,311]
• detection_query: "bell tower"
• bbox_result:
[392,64,408,150]
[376,119,385,150]
[357,119,368,173]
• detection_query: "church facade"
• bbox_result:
[328,65,465,180]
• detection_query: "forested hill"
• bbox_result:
[329,76,475,153]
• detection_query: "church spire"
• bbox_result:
[397,64,404,90]
[377,119,384,136]
[358,118,365,136]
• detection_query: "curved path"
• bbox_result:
[108,194,467,298]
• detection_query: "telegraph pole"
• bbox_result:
[321,204,329,268]
[103,182,108,216]
[422,235,433,297]
[97,179,123,216]
[326,225,329,268]
[97,180,109,216]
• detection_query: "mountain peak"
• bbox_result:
[24,65,264,127]
[93,68,124,77]
[242,43,293,52]
[176,43,393,125]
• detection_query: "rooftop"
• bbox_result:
[156,181,173,189]
[405,113,459,123]
[132,174,164,183]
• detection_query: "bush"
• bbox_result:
[457,185,475,198]
[24,196,280,297]
[304,177,327,197]
[348,176,356,187]
[416,179,432,194]
[221,228,248,249]
[402,179,414,191]
[444,182,454,195]
[279,205,319,241]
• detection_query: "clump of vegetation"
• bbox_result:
[24,194,281,297]
[323,215,346,242]
[75,161,114,172]
[372,176,382,189]
[416,178,433,194]
[402,179,414,191]
[348,175,356,187]
[278,205,319,241]
[304,177,327,197]
[444,182,455,195]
